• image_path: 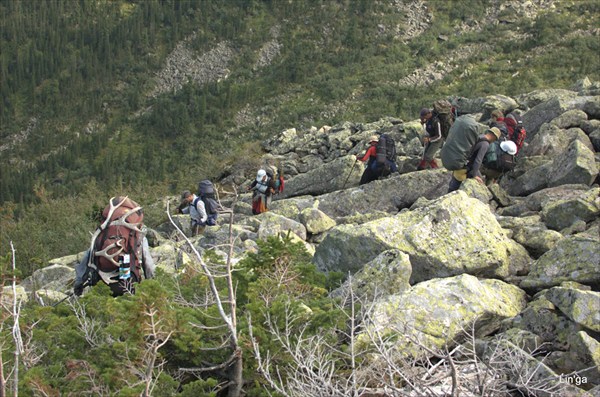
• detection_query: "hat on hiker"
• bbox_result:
[369,135,379,143]
[420,108,431,118]
[256,169,267,182]
[180,190,192,203]
[487,127,502,139]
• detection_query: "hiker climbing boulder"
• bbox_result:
[520,235,600,291]
[281,155,362,198]
[545,286,600,333]
[540,187,600,231]
[361,274,527,357]
[315,191,531,283]
[299,207,336,234]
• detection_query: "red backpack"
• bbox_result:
[505,113,526,153]
[90,197,144,294]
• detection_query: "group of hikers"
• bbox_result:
[73,100,526,298]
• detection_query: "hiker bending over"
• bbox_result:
[73,196,155,297]
[417,108,442,170]
[448,127,502,192]
[356,135,380,185]
[179,189,216,236]
[248,169,276,215]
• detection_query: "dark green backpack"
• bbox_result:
[483,141,516,171]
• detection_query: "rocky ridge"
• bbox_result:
[9,82,600,395]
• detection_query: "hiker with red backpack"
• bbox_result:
[356,135,380,185]
[504,112,526,153]
[73,196,155,297]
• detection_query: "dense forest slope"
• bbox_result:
[1,0,599,207]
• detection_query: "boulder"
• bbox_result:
[150,243,193,274]
[364,274,526,355]
[281,155,363,198]
[298,207,336,234]
[316,169,450,218]
[256,212,307,241]
[335,249,412,301]
[199,224,258,251]
[583,95,600,119]
[522,93,581,137]
[511,226,564,258]
[545,287,600,333]
[541,187,600,231]
[21,264,74,294]
[1,285,28,305]
[519,88,578,109]
[520,235,600,291]
[314,191,531,283]
[590,129,600,152]
[269,195,316,221]
[550,109,588,130]
[523,124,593,158]
[553,331,600,387]
[458,178,493,204]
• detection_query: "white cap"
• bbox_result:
[500,140,517,155]
[256,169,267,182]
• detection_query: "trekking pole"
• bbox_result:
[51,281,90,307]
[342,159,359,189]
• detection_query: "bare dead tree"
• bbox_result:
[167,193,244,397]
[10,242,23,397]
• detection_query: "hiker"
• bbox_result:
[263,158,285,196]
[248,169,276,215]
[178,189,215,235]
[448,127,502,192]
[481,140,518,185]
[417,108,443,170]
[356,135,380,185]
[489,109,507,137]
[73,196,155,297]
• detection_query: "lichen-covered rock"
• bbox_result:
[316,168,450,218]
[339,249,411,300]
[458,178,493,204]
[256,212,307,241]
[314,191,530,283]
[281,155,363,198]
[269,195,316,221]
[511,226,564,258]
[520,236,600,290]
[550,109,589,130]
[553,331,600,386]
[545,287,600,333]
[1,285,28,305]
[364,274,527,355]
[540,187,600,231]
[21,264,74,294]
[299,207,336,234]
[150,243,193,274]
[488,183,512,207]
[547,139,598,188]
[200,224,258,251]
[497,328,544,354]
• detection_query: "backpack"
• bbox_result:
[265,167,285,194]
[505,113,526,152]
[432,100,454,139]
[375,134,397,165]
[90,197,144,294]
[197,180,221,215]
[482,140,516,171]
[440,115,484,170]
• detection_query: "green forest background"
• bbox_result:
[1,0,600,274]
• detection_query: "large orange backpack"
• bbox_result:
[89,197,144,294]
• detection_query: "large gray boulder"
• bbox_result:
[508,140,598,196]
[21,264,75,294]
[316,169,450,218]
[314,191,530,283]
[522,93,586,137]
[523,124,592,158]
[256,212,307,241]
[541,187,600,231]
[545,287,600,333]
[281,155,363,198]
[520,236,600,291]
[362,274,527,356]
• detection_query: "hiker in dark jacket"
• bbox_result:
[417,108,442,170]
[248,169,276,214]
[356,135,380,185]
[179,190,212,235]
[448,127,502,192]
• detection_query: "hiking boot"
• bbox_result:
[429,160,439,169]
[417,159,428,170]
